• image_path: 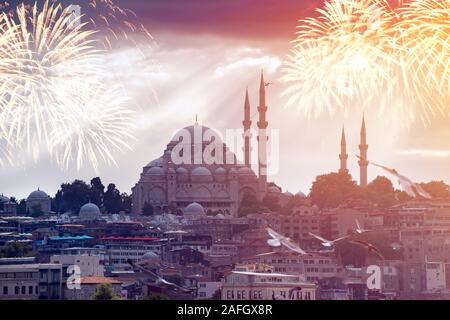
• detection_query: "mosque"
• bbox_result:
[132,72,370,218]
[131,72,282,217]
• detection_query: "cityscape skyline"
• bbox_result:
[0,0,449,303]
[0,0,448,200]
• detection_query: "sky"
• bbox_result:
[0,0,449,199]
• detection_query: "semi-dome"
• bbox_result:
[170,124,223,144]
[176,167,189,182]
[238,166,253,174]
[27,189,49,201]
[167,168,176,174]
[147,167,165,175]
[79,203,101,221]
[228,168,238,179]
[268,186,281,194]
[184,202,206,219]
[238,166,257,182]
[284,191,294,197]
[296,191,307,198]
[191,167,213,182]
[0,194,9,203]
[146,157,163,168]
[140,251,160,265]
[214,167,227,182]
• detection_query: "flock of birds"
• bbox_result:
[123,214,403,297]
[266,219,386,261]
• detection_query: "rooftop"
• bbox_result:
[81,276,123,285]
[100,236,160,241]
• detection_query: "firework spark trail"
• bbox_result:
[0,1,137,169]
[393,0,450,124]
[49,82,135,172]
[0,0,156,51]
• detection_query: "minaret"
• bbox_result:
[242,88,252,167]
[339,126,348,174]
[359,115,368,187]
[257,71,268,198]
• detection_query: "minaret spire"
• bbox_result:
[339,126,348,174]
[243,87,252,167]
[257,70,268,199]
[359,114,368,187]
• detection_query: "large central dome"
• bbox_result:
[132,121,262,216]
[170,123,223,145]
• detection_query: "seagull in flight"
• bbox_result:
[349,240,385,260]
[266,227,309,256]
[355,156,431,199]
[309,232,350,247]
[354,219,371,235]
[127,259,192,293]
[265,82,273,87]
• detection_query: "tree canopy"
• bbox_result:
[91,283,120,300]
[419,181,450,199]
[310,172,363,208]
[52,177,131,215]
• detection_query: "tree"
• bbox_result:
[90,177,105,207]
[104,184,122,214]
[30,204,44,217]
[17,199,27,215]
[53,190,63,213]
[238,192,261,216]
[280,195,310,215]
[310,172,363,209]
[91,283,120,300]
[0,242,33,258]
[419,181,450,199]
[121,193,132,213]
[143,293,169,300]
[262,194,281,212]
[58,180,91,214]
[142,202,154,216]
[367,176,396,208]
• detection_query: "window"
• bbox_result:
[29,286,33,295]
[3,286,8,295]
[14,286,19,295]
[21,286,26,295]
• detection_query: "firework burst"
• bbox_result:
[393,0,450,123]
[0,1,103,151]
[49,82,135,172]
[281,0,399,118]
[0,0,155,51]
[0,1,136,170]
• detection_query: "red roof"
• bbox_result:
[81,276,122,285]
[100,236,159,241]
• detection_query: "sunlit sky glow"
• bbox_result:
[0,0,449,199]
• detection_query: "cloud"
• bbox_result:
[215,55,281,77]
[397,149,450,158]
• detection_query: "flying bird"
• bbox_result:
[354,219,371,235]
[127,259,192,294]
[266,227,309,256]
[356,156,431,199]
[309,232,350,247]
[349,239,384,261]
